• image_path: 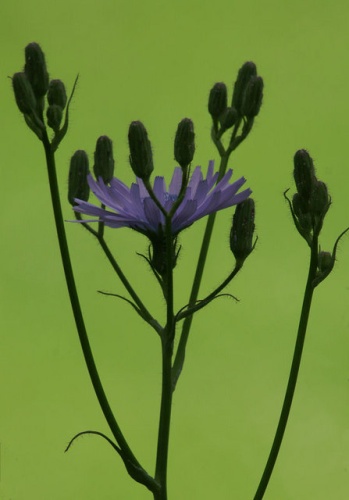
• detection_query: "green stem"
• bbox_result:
[154,335,173,500]
[97,234,162,335]
[176,262,242,322]
[253,236,319,500]
[172,152,230,389]
[42,134,155,491]
[154,215,175,499]
[75,214,162,335]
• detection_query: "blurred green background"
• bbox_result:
[1,0,349,498]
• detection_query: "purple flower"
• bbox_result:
[73,160,251,237]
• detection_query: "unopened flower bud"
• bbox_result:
[12,72,37,114]
[219,107,238,130]
[47,79,67,109]
[128,121,154,179]
[292,193,312,233]
[232,61,257,113]
[93,135,115,184]
[68,150,90,205]
[313,250,335,286]
[208,82,227,118]
[230,198,255,263]
[174,118,195,168]
[241,76,264,118]
[317,251,333,273]
[310,180,330,217]
[24,42,49,98]
[293,149,316,200]
[46,104,63,131]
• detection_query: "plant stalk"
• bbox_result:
[253,236,319,499]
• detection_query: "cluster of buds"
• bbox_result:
[68,136,115,206]
[289,149,330,245]
[128,117,195,182]
[286,149,349,287]
[208,62,263,144]
[12,42,72,148]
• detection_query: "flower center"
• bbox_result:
[164,192,178,203]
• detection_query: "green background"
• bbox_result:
[1,0,349,498]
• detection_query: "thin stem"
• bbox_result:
[172,152,230,389]
[154,215,175,499]
[41,133,155,491]
[176,262,242,322]
[154,336,173,500]
[97,234,163,335]
[75,214,162,335]
[253,236,319,500]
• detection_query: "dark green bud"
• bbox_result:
[313,250,335,286]
[24,42,49,98]
[219,107,238,130]
[317,251,333,273]
[292,192,312,234]
[174,118,195,168]
[128,121,154,179]
[68,150,90,205]
[310,180,330,217]
[93,135,115,184]
[46,104,63,131]
[293,149,316,200]
[230,198,255,263]
[241,76,264,118]
[12,72,37,114]
[47,79,67,109]
[208,82,227,118]
[232,61,257,113]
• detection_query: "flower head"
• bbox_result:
[73,160,251,238]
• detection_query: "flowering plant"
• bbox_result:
[11,43,348,499]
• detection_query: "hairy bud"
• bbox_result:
[232,61,257,113]
[46,104,63,131]
[230,198,255,263]
[128,121,154,179]
[93,136,115,184]
[47,79,67,109]
[292,192,312,235]
[241,76,264,118]
[68,150,90,205]
[293,149,316,200]
[310,180,330,217]
[174,118,195,168]
[12,72,37,114]
[208,82,227,119]
[219,107,238,130]
[317,251,333,273]
[24,42,49,98]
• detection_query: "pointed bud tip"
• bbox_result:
[174,118,195,168]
